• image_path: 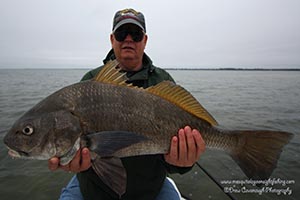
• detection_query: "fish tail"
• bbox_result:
[228,130,293,180]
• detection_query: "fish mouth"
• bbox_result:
[7,147,29,158]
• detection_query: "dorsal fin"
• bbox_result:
[93,59,218,126]
[93,59,128,86]
[146,81,218,126]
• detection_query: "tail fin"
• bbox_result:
[229,130,293,179]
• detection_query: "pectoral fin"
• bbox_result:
[84,131,147,157]
[92,156,126,197]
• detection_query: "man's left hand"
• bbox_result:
[164,126,205,167]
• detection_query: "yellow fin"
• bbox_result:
[146,81,218,126]
[93,60,128,86]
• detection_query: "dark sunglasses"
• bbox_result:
[114,29,144,42]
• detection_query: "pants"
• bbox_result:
[59,175,181,200]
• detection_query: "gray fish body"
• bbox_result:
[4,79,229,161]
[56,81,237,157]
[70,81,221,156]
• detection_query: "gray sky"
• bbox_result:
[0,0,299,68]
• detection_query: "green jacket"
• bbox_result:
[81,49,174,88]
[77,50,192,200]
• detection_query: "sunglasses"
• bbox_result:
[114,28,144,42]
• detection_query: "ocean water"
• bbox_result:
[0,69,299,200]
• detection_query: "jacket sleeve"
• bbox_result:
[163,158,194,174]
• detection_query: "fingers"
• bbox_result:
[164,136,178,163]
[184,126,205,161]
[164,126,205,167]
[48,148,91,173]
[48,157,60,171]
[186,126,197,162]
[178,128,187,163]
[80,148,92,171]
[60,164,71,172]
[180,126,196,166]
[68,148,82,172]
[192,128,205,158]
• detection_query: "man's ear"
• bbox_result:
[110,34,114,45]
[144,34,148,44]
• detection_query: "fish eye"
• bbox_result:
[22,125,34,136]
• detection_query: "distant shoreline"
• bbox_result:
[1,68,300,71]
[165,68,300,71]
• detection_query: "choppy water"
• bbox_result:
[0,69,299,200]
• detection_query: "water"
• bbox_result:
[168,70,300,200]
[0,69,299,200]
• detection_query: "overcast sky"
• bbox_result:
[0,0,299,68]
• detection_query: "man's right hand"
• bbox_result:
[48,147,91,173]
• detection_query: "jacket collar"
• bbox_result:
[103,49,155,81]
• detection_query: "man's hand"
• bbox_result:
[48,147,91,173]
[164,126,205,167]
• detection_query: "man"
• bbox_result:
[49,8,205,200]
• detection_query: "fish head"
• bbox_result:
[4,109,82,161]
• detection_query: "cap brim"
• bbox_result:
[113,18,145,32]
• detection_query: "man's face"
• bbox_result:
[110,24,147,71]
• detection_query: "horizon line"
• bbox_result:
[1,67,300,71]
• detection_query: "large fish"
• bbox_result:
[4,60,293,196]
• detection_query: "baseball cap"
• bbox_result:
[112,8,146,32]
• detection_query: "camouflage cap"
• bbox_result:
[112,8,146,32]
